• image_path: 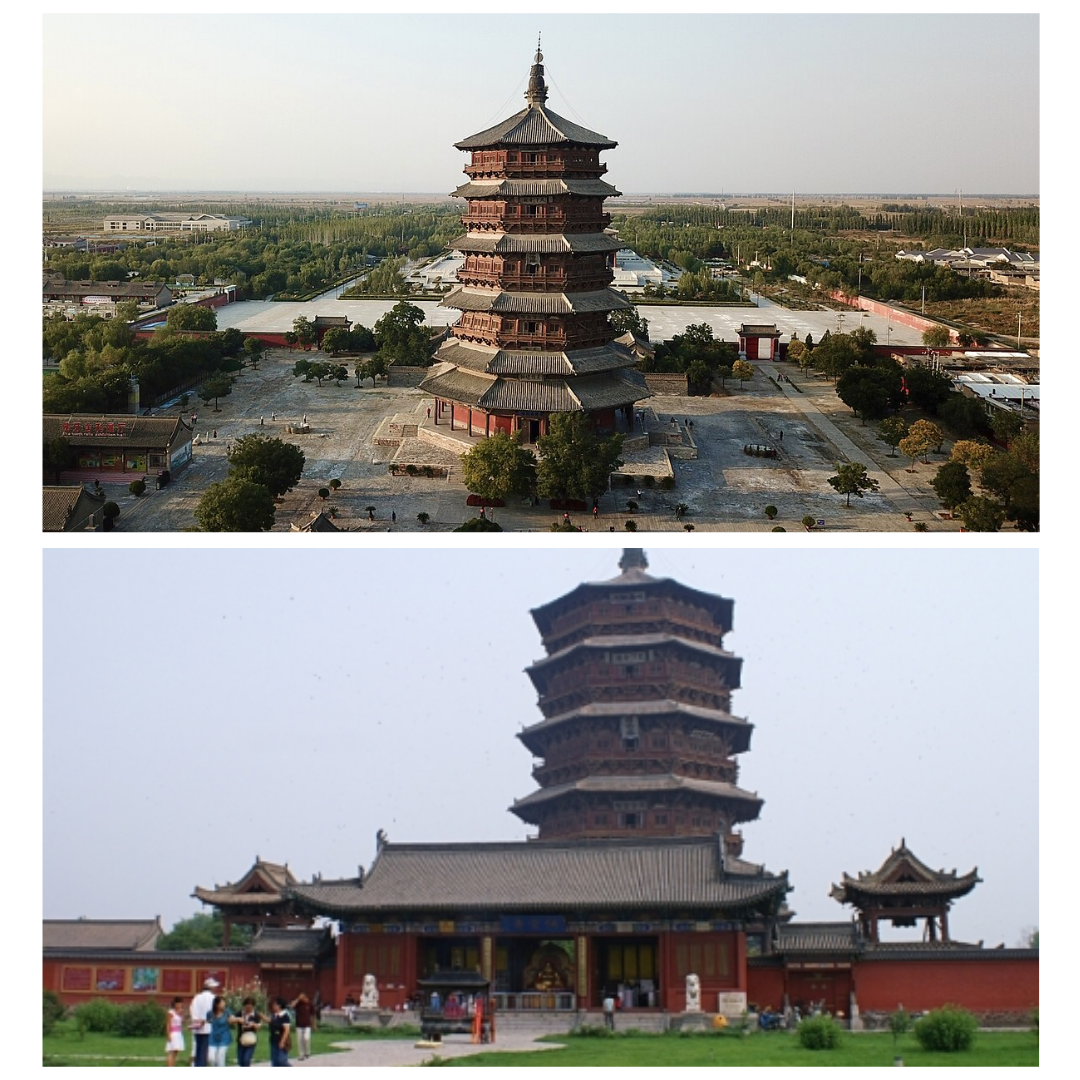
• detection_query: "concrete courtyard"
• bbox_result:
[109,345,973,534]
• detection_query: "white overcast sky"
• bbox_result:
[42,546,1038,948]
[40,6,1041,194]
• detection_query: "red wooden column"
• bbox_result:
[734,930,748,992]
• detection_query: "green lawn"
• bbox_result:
[43,1017,419,1067]
[431,1030,1038,1067]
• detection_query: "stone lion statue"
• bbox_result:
[685,973,701,1013]
[359,973,380,1010]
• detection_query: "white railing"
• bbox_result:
[492,991,576,1012]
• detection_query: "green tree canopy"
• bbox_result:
[609,305,650,340]
[166,304,218,332]
[877,416,908,457]
[453,516,503,531]
[198,372,233,411]
[827,461,881,506]
[460,432,537,503]
[931,461,973,511]
[374,301,432,366]
[194,476,276,532]
[156,911,252,951]
[922,325,952,349]
[536,413,624,503]
[227,434,306,498]
[957,495,1005,532]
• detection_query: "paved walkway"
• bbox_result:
[263,1032,562,1067]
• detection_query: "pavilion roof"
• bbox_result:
[245,927,333,960]
[193,858,298,908]
[830,841,981,905]
[286,836,787,916]
[43,918,163,951]
[455,103,617,151]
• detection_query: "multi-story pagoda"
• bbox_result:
[830,840,981,943]
[512,550,765,855]
[420,44,646,442]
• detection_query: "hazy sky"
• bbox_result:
[43,545,1037,948]
[41,9,1040,194]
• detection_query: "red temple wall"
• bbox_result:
[746,965,785,1010]
[853,956,1038,1014]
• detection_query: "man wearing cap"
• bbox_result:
[190,977,219,1067]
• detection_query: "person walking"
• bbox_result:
[232,997,265,1068]
[165,997,185,1067]
[189,977,218,1066]
[268,997,292,1067]
[207,995,233,1067]
[291,993,315,1061]
[603,992,616,1031]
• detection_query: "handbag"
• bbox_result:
[240,1031,257,1047]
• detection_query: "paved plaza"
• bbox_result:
[105,343,980,534]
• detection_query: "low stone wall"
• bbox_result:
[644,373,688,395]
[387,366,430,387]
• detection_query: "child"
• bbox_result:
[165,997,185,1067]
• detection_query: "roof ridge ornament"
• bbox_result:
[619,548,648,572]
[525,37,548,105]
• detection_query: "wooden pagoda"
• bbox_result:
[512,549,765,854]
[420,44,646,442]
[829,840,981,943]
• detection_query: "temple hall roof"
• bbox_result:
[286,836,787,916]
[193,858,298,908]
[43,918,163,951]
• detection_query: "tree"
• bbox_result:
[836,365,902,422]
[102,501,120,531]
[903,366,953,413]
[731,359,754,386]
[957,495,1005,532]
[990,409,1023,448]
[764,505,778,520]
[198,372,233,411]
[786,338,807,366]
[877,416,908,458]
[609,305,649,340]
[827,462,880,506]
[374,301,432,366]
[909,418,944,454]
[195,476,276,532]
[889,1009,913,1049]
[321,327,350,356]
[43,437,73,484]
[921,325,951,349]
[951,439,996,473]
[686,359,711,394]
[980,452,1038,528]
[930,461,972,510]
[165,304,217,332]
[243,337,265,370]
[292,316,317,351]
[129,479,147,497]
[453,516,503,531]
[156,911,252,952]
[218,327,244,358]
[460,432,537,503]
[899,429,932,470]
[536,413,624,503]
[359,355,388,388]
[227,435,305,498]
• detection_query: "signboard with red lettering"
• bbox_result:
[62,966,93,992]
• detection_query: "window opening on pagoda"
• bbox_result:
[619,812,642,829]
[654,814,668,826]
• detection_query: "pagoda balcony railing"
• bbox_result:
[458,271,612,291]
[465,160,607,179]
[492,991,576,1013]
[462,212,612,231]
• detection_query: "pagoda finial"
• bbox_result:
[525,37,548,105]
[619,548,648,573]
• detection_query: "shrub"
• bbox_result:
[683,523,695,531]
[797,1014,842,1050]
[417,512,430,525]
[888,1007,912,1046]
[129,479,147,497]
[771,526,786,532]
[158,469,171,487]
[43,990,65,1036]
[74,997,122,1033]
[318,487,330,499]
[801,514,816,529]
[659,476,675,490]
[118,1000,167,1038]
[643,474,655,487]
[329,478,342,491]
[405,464,419,476]
[625,520,638,531]
[764,505,778,520]
[627,499,639,512]
[572,1023,615,1038]
[913,1006,977,1052]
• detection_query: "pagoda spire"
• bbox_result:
[619,548,648,572]
[525,37,548,105]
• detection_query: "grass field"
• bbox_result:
[430,1029,1038,1068]
[42,1017,418,1067]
